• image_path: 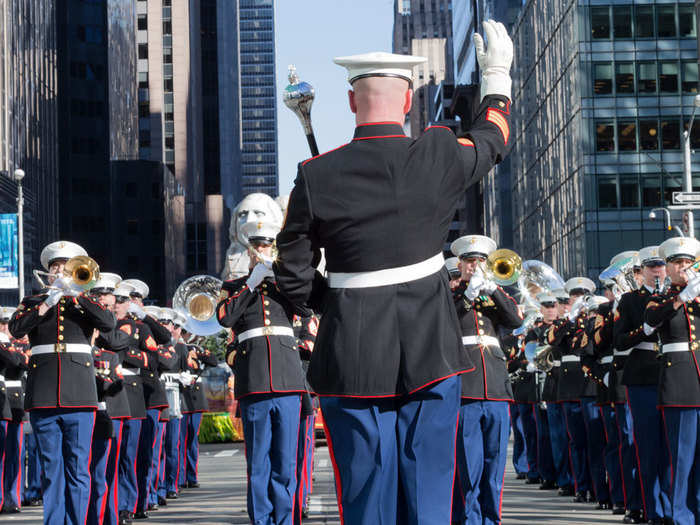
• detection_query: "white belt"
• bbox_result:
[5,380,21,388]
[614,349,631,357]
[238,326,294,343]
[120,368,138,376]
[161,373,181,384]
[0,374,4,382]
[561,355,580,363]
[462,335,500,348]
[663,342,690,353]
[552,360,561,367]
[32,343,92,356]
[327,253,444,289]
[600,356,614,364]
[635,342,657,351]
[97,402,107,411]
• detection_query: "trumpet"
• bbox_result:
[172,275,224,336]
[34,255,100,291]
[482,249,522,286]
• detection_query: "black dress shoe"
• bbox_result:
[558,485,574,496]
[133,510,149,520]
[23,498,42,507]
[119,510,133,525]
[158,497,167,506]
[147,503,158,511]
[166,491,178,499]
[3,506,20,513]
[186,481,200,488]
[515,472,527,480]
[613,504,627,515]
[623,510,645,524]
[539,479,557,490]
[573,491,588,503]
[301,507,309,518]
[596,501,613,510]
[525,476,542,485]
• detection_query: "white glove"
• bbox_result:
[679,276,700,303]
[179,371,194,386]
[246,263,274,290]
[481,279,497,295]
[643,323,656,336]
[465,274,486,302]
[44,290,64,308]
[128,302,147,320]
[62,287,81,298]
[525,363,536,373]
[473,20,514,101]
[52,276,71,290]
[603,372,610,387]
[568,300,585,322]
[258,254,274,270]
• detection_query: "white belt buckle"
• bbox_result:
[262,326,273,336]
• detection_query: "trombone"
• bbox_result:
[34,255,100,292]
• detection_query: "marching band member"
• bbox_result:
[644,236,700,524]
[274,20,513,523]
[217,220,307,525]
[121,280,172,346]
[450,235,523,524]
[445,256,462,291]
[506,331,530,482]
[614,246,671,523]
[9,241,115,525]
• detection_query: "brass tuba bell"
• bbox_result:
[172,275,224,336]
[484,249,522,286]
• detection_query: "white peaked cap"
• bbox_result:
[564,277,596,294]
[444,257,460,275]
[92,273,122,292]
[122,279,149,299]
[450,235,497,258]
[240,220,280,242]
[333,51,427,84]
[40,241,87,271]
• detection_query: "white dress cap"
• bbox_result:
[333,51,427,84]
[638,246,664,265]
[659,237,700,261]
[536,292,557,304]
[158,308,177,323]
[40,241,88,271]
[240,220,280,243]
[444,257,460,276]
[450,235,497,259]
[174,311,188,328]
[92,273,122,293]
[122,279,149,299]
[113,282,135,299]
[564,277,596,294]
[0,306,17,322]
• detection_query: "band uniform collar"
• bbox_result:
[353,122,406,140]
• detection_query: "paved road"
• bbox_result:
[7,441,625,524]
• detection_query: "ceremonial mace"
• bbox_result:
[283,65,319,157]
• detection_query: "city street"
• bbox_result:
[8,440,621,524]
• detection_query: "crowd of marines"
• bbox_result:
[0,240,218,525]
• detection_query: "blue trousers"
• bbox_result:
[517,403,539,481]
[294,411,315,525]
[147,419,165,507]
[3,420,23,508]
[546,403,572,489]
[601,405,625,506]
[321,376,460,525]
[162,418,181,494]
[454,399,510,525]
[88,432,112,524]
[580,397,609,503]
[614,402,642,511]
[184,412,203,484]
[533,405,555,483]
[510,404,528,476]
[136,409,160,511]
[103,419,124,525]
[627,386,671,520]
[178,413,188,488]
[562,401,590,494]
[118,418,142,513]
[240,393,301,525]
[24,428,43,501]
[662,406,700,524]
[30,408,96,525]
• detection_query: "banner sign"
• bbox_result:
[0,214,18,289]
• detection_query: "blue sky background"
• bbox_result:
[274,0,395,194]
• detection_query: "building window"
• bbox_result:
[657,6,676,38]
[137,15,147,31]
[635,6,654,38]
[618,121,637,151]
[163,78,173,91]
[682,62,698,93]
[642,176,662,207]
[138,72,148,89]
[684,121,700,149]
[596,122,615,151]
[659,62,679,93]
[163,20,172,35]
[620,176,640,208]
[138,44,148,60]
[598,176,618,208]
[127,220,139,235]
[638,62,657,93]
[138,102,149,118]
[164,136,175,149]
[613,6,632,38]
[639,120,659,150]
[163,48,172,64]
[591,7,610,39]
[679,6,697,38]
[661,120,680,150]
[615,63,634,93]
[594,63,612,95]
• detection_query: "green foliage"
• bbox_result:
[198,412,241,443]
[201,330,229,361]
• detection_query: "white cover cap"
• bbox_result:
[122,279,149,299]
[92,273,122,293]
[174,311,188,328]
[113,282,135,299]
[536,292,557,304]
[564,277,596,294]
[333,51,427,84]
[40,241,87,271]
[240,220,280,243]
[444,257,460,276]
[0,306,17,322]
[638,246,664,265]
[659,237,700,261]
[450,235,497,259]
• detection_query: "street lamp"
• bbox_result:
[649,207,684,237]
[12,169,25,301]
[681,93,700,238]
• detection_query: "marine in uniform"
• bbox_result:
[445,256,462,291]
[450,235,523,524]
[9,241,115,525]
[614,246,672,523]
[217,220,307,525]
[273,21,513,524]
[644,237,700,524]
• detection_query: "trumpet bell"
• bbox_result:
[64,256,100,289]
[173,275,224,336]
[487,249,522,286]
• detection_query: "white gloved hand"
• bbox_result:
[525,363,536,373]
[52,276,71,290]
[568,299,585,322]
[246,263,274,291]
[179,371,194,386]
[44,290,64,308]
[643,323,656,336]
[473,20,514,101]
[62,288,81,298]
[603,372,610,387]
[481,279,497,295]
[258,254,275,270]
[128,302,147,320]
[679,276,700,303]
[465,274,486,302]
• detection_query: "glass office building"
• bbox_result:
[506,1,699,279]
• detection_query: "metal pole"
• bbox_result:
[684,129,695,238]
[17,179,24,301]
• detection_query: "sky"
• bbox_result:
[274,0,395,194]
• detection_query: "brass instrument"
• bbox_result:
[33,255,100,291]
[483,249,522,286]
[599,255,638,298]
[172,275,224,336]
[512,260,566,336]
[533,345,556,372]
